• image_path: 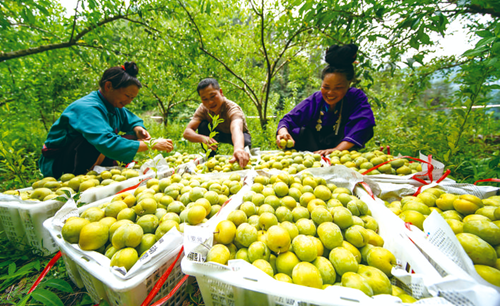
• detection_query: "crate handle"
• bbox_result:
[149,275,189,306]
[140,246,184,306]
[115,177,151,195]
[28,251,62,294]
[474,178,500,185]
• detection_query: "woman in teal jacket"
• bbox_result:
[39,62,173,178]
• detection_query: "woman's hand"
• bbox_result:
[315,148,336,157]
[134,126,151,141]
[152,139,174,152]
[276,127,295,149]
[315,141,355,157]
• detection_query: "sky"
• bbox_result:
[58,0,480,63]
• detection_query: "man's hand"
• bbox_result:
[204,136,218,151]
[152,139,174,152]
[276,127,294,149]
[134,126,151,141]
[229,148,250,169]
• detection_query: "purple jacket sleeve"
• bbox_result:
[342,89,375,148]
[277,94,317,137]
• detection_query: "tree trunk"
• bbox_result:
[257,105,268,130]
[163,109,169,127]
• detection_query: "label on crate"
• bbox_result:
[392,268,429,299]
[187,252,204,262]
[424,212,471,273]
[270,296,298,305]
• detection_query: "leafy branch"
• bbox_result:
[0,5,162,62]
[201,113,224,173]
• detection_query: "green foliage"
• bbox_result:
[366,66,500,183]
[0,129,42,190]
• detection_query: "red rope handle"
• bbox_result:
[321,156,331,166]
[474,178,500,185]
[215,198,232,216]
[413,169,451,196]
[115,177,151,195]
[426,155,434,182]
[125,161,137,168]
[361,156,434,184]
[379,146,391,155]
[140,246,184,306]
[28,251,62,294]
[404,222,413,231]
[413,185,424,196]
[436,169,451,183]
[358,182,375,200]
[149,275,189,306]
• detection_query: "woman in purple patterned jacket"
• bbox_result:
[276,44,375,156]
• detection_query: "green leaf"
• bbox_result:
[412,54,424,65]
[476,30,493,38]
[8,262,16,275]
[42,279,73,293]
[22,7,36,23]
[16,294,31,306]
[409,36,419,49]
[489,156,500,169]
[0,260,12,268]
[462,46,488,57]
[31,288,64,306]
[491,42,500,54]
[476,37,496,48]
[205,1,211,14]
[444,150,451,162]
[33,3,50,16]
[448,141,455,151]
[88,0,97,10]
[405,58,415,68]
[60,190,71,198]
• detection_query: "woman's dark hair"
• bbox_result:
[197,78,220,94]
[321,44,358,81]
[99,61,142,89]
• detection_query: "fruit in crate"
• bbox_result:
[328,149,422,175]
[61,172,244,272]
[2,168,141,202]
[195,155,254,173]
[384,188,500,287]
[254,151,323,174]
[165,152,202,168]
[205,171,416,302]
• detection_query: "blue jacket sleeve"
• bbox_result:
[277,94,316,137]
[120,108,146,134]
[65,105,139,163]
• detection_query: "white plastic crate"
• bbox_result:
[180,169,453,306]
[356,185,500,306]
[42,169,249,305]
[60,249,84,288]
[0,204,27,247]
[352,152,449,186]
[0,168,173,256]
[43,197,188,306]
